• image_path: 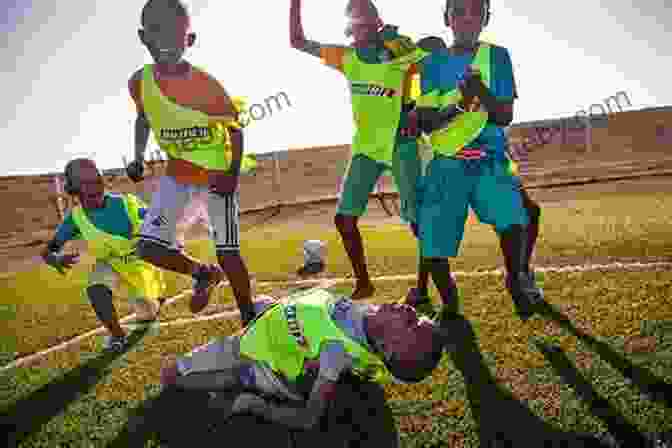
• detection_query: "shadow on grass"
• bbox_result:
[108,372,398,448]
[535,341,653,447]
[537,302,672,408]
[439,315,612,447]
[0,327,149,447]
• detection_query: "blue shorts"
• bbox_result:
[416,155,529,258]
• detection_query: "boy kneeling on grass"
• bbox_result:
[41,158,166,352]
[160,288,445,430]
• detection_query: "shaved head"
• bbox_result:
[141,0,190,27]
[64,158,105,208]
[65,158,99,182]
[345,0,379,18]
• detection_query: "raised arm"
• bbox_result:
[290,0,346,61]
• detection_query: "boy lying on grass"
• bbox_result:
[160,287,446,430]
[41,158,166,352]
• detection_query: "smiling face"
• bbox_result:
[345,0,383,46]
[70,160,105,209]
[139,7,194,66]
[445,0,486,47]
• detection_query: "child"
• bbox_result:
[290,0,427,300]
[412,0,544,320]
[41,159,165,351]
[126,0,256,324]
[160,288,445,430]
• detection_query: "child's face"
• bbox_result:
[372,303,435,361]
[445,0,485,45]
[140,13,194,65]
[345,3,382,45]
[75,162,105,209]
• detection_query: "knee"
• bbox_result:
[334,214,357,234]
[160,357,180,387]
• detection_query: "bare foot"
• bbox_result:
[351,282,375,300]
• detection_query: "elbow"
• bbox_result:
[290,34,306,50]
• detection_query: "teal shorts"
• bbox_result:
[337,139,421,224]
[417,155,529,258]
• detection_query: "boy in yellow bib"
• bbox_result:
[290,0,428,300]
[126,0,257,324]
[41,159,165,351]
[160,288,445,430]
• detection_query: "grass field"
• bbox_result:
[1,192,672,447]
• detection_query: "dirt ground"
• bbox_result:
[2,174,671,278]
[3,107,671,275]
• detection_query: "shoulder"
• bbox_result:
[485,43,512,61]
[128,67,145,89]
[191,67,231,96]
[128,67,147,107]
[192,66,222,85]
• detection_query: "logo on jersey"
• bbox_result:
[160,126,215,153]
[283,302,308,348]
[350,82,398,98]
[160,126,211,140]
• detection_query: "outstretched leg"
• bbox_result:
[335,155,386,300]
[499,224,544,320]
[136,176,223,314]
[86,262,127,347]
[210,191,255,325]
[473,159,544,320]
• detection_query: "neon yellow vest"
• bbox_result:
[239,289,391,383]
[141,65,255,172]
[342,46,428,165]
[416,43,492,156]
[70,194,165,299]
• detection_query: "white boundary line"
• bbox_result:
[254,261,672,287]
[2,262,670,372]
[0,279,338,372]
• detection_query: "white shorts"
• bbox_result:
[138,175,240,253]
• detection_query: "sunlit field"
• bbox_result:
[1,191,671,447]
